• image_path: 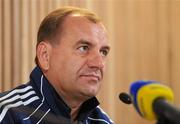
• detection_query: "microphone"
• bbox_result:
[129,80,180,124]
[119,92,132,104]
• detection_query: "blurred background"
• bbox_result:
[0,0,180,124]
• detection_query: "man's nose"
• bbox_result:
[87,52,105,69]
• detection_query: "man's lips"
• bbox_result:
[79,74,101,81]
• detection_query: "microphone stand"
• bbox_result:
[153,98,180,124]
[156,115,177,124]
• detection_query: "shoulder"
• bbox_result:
[88,106,114,124]
[0,83,40,123]
[0,83,38,103]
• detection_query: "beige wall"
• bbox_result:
[1,0,180,124]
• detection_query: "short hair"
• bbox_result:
[35,6,101,64]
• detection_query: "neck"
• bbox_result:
[52,85,85,120]
[62,94,83,121]
[71,106,80,121]
[44,73,87,120]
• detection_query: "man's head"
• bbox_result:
[35,6,101,64]
[36,6,110,104]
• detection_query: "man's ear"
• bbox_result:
[36,41,52,71]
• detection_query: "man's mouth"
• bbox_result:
[80,74,100,82]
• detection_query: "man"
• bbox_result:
[0,6,113,124]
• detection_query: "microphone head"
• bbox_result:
[119,92,132,104]
[130,80,174,120]
[130,80,155,115]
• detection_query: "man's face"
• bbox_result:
[47,15,110,101]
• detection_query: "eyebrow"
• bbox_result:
[75,39,110,50]
[76,39,92,46]
[102,46,110,51]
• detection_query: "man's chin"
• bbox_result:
[80,88,99,99]
[77,80,101,99]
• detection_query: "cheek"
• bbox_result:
[49,54,69,78]
[51,51,86,80]
[68,60,82,74]
[62,57,82,76]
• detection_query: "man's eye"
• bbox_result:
[100,50,109,57]
[78,46,89,52]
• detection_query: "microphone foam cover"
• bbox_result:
[130,80,154,116]
[130,80,174,120]
[137,83,174,120]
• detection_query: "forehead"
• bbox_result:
[59,15,109,45]
[62,14,104,30]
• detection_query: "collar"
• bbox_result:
[30,66,100,121]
